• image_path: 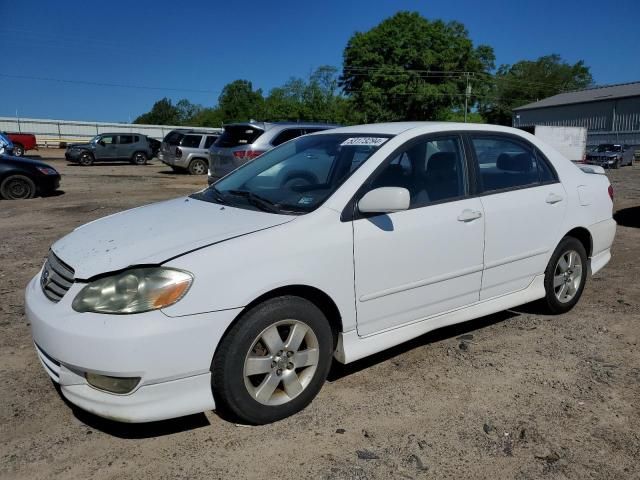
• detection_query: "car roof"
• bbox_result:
[224,121,340,130]
[312,121,533,136]
[99,132,145,136]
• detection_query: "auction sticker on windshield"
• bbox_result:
[341,137,388,147]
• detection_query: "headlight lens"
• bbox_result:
[72,267,193,314]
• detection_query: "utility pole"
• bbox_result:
[464,73,472,123]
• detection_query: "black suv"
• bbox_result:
[65,133,156,166]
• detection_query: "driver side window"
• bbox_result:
[369,136,466,209]
[99,135,115,145]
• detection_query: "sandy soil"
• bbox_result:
[1,150,639,479]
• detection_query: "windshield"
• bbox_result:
[191,133,392,214]
[596,144,621,152]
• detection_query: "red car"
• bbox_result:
[3,132,37,157]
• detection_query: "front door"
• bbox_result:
[353,135,485,336]
[94,135,116,160]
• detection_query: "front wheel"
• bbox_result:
[542,237,588,314]
[12,143,24,157]
[212,296,333,424]
[0,174,36,199]
[79,152,94,166]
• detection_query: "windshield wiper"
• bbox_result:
[210,186,228,205]
[226,189,280,213]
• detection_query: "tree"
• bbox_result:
[175,99,202,123]
[479,54,593,125]
[340,11,495,122]
[218,80,264,123]
[133,97,181,125]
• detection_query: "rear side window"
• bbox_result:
[119,135,134,144]
[271,129,305,146]
[164,131,185,145]
[181,135,203,148]
[204,135,218,149]
[471,137,548,193]
[134,135,140,142]
[216,126,264,148]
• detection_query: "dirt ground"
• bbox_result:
[1,150,639,480]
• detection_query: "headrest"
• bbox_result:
[427,152,456,173]
[497,153,533,172]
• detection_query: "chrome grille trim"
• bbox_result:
[41,251,75,303]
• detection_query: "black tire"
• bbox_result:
[188,158,208,175]
[12,143,24,157]
[542,236,588,314]
[0,174,36,200]
[132,152,148,165]
[212,296,333,425]
[79,152,94,166]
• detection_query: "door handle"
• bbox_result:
[546,193,564,204]
[457,209,482,222]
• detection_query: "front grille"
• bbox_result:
[34,343,61,383]
[40,251,75,303]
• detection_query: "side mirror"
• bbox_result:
[98,140,105,146]
[358,187,410,214]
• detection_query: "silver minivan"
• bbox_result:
[208,122,338,184]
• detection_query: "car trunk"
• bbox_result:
[210,125,265,177]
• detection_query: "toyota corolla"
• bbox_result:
[25,123,616,424]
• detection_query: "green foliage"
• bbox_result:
[217,80,265,123]
[479,54,593,125]
[340,11,495,122]
[133,15,593,129]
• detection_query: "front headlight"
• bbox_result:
[72,267,193,314]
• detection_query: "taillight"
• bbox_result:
[608,185,614,201]
[175,147,182,158]
[233,150,266,160]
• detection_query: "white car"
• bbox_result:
[26,122,616,424]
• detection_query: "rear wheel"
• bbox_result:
[212,296,333,424]
[132,152,148,165]
[542,237,587,314]
[12,143,24,157]
[0,174,36,199]
[188,158,208,175]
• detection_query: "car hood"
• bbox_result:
[0,154,57,169]
[589,152,617,157]
[51,197,294,279]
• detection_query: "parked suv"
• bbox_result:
[159,132,219,175]
[208,122,338,183]
[158,129,221,173]
[65,133,155,166]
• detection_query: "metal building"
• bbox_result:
[512,81,640,147]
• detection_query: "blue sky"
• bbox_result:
[1,0,638,122]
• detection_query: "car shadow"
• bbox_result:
[614,206,640,228]
[53,383,211,438]
[328,309,520,382]
[41,190,65,198]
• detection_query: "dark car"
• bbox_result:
[585,144,633,168]
[65,133,155,166]
[0,154,61,200]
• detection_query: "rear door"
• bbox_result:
[116,135,135,159]
[469,133,567,300]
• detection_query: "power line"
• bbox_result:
[0,73,217,95]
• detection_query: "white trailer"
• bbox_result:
[533,126,587,163]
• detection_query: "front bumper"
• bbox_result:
[25,273,243,422]
[65,150,82,161]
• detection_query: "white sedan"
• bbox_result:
[26,122,616,424]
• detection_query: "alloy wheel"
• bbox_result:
[243,319,319,406]
[553,250,583,303]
